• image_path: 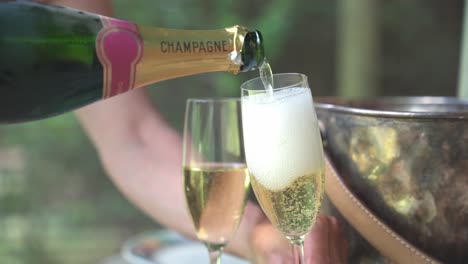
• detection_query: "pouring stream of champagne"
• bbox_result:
[259,59,275,96]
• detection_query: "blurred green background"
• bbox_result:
[0,0,464,263]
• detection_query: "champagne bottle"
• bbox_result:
[0,1,265,123]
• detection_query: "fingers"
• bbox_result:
[304,215,349,264]
[332,217,349,263]
[251,220,291,264]
[252,222,289,253]
[306,215,331,263]
[329,216,343,264]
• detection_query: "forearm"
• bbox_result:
[79,90,196,239]
[75,89,190,229]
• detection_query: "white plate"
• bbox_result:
[155,243,248,264]
[121,230,249,264]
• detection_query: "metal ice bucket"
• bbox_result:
[315,97,468,264]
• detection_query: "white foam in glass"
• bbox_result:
[242,87,323,191]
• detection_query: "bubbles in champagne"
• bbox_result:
[250,170,324,237]
[183,164,250,246]
[242,87,324,191]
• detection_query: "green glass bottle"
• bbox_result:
[0,1,265,123]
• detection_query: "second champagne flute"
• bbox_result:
[183,98,250,264]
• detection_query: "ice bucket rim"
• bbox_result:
[315,96,468,120]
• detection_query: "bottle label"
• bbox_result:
[96,17,143,98]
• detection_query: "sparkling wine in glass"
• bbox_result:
[241,73,325,264]
[183,98,250,264]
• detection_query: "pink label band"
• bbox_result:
[96,17,144,98]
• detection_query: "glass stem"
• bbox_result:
[290,238,305,264]
[207,245,224,264]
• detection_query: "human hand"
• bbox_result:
[251,214,348,264]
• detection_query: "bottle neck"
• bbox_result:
[133,25,264,88]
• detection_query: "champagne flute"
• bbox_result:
[241,73,325,264]
[183,98,250,264]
